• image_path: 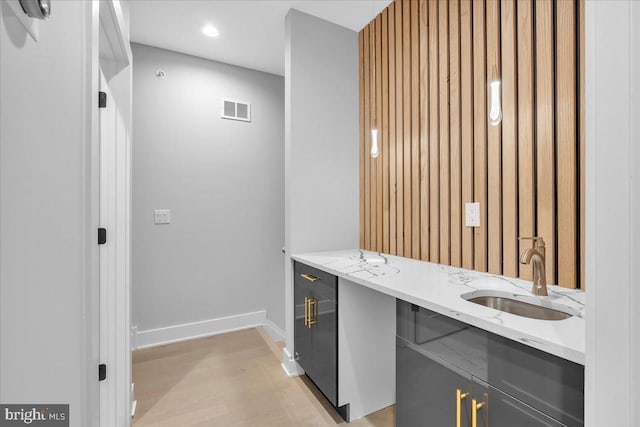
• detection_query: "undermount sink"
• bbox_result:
[461,290,578,321]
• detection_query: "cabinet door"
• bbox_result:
[488,334,583,426]
[397,336,472,427]
[294,262,339,407]
[484,383,567,427]
[469,379,489,427]
[309,272,338,406]
[293,263,314,376]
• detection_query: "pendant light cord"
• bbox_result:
[371,0,376,129]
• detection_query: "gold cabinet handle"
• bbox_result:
[472,396,487,427]
[456,389,470,427]
[301,273,319,282]
[304,297,309,327]
[314,299,318,326]
[308,298,317,327]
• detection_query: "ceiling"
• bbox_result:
[127,0,393,76]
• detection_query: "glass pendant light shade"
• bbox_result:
[489,79,502,126]
[370,129,379,158]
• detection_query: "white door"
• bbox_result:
[99,70,132,427]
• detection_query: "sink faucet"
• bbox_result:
[519,237,547,296]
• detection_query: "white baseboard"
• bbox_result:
[135,310,267,350]
[263,320,286,343]
[281,347,305,377]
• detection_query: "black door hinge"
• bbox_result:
[98,228,107,245]
[98,364,106,381]
[98,91,107,108]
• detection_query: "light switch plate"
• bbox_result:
[154,209,171,224]
[465,203,480,227]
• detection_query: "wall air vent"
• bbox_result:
[221,99,251,122]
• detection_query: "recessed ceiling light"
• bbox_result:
[201,24,219,38]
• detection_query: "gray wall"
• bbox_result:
[285,10,359,255]
[283,10,359,358]
[0,2,99,425]
[585,1,640,424]
[132,44,285,333]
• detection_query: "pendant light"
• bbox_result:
[489,65,502,126]
[371,129,379,158]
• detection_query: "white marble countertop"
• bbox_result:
[291,249,585,365]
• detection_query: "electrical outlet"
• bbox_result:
[154,209,171,224]
[465,203,480,227]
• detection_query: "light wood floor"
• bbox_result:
[132,327,395,427]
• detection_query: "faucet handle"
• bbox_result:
[518,236,546,248]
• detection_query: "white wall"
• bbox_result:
[585,1,640,425]
[0,1,100,426]
[631,4,640,424]
[131,44,286,338]
[338,279,395,420]
[282,10,359,373]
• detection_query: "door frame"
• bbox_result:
[98,1,133,426]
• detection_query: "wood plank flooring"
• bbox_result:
[132,328,395,427]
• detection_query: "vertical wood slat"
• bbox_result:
[371,15,383,252]
[376,15,383,252]
[363,25,371,251]
[372,18,378,252]
[517,0,535,280]
[419,0,430,261]
[579,0,585,289]
[460,0,474,270]
[403,0,413,257]
[359,31,365,249]
[556,0,577,288]
[369,23,377,251]
[395,2,405,256]
[473,0,487,272]
[382,11,390,254]
[411,0,421,259]
[428,0,440,263]
[501,0,518,278]
[389,4,397,256]
[449,0,462,268]
[439,0,451,265]
[486,0,502,275]
[536,0,556,285]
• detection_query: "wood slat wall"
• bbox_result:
[359,0,585,289]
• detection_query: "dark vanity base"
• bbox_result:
[396,299,584,427]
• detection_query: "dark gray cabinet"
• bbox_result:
[294,262,344,417]
[485,382,566,427]
[396,300,583,427]
[487,335,584,426]
[397,336,475,427]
